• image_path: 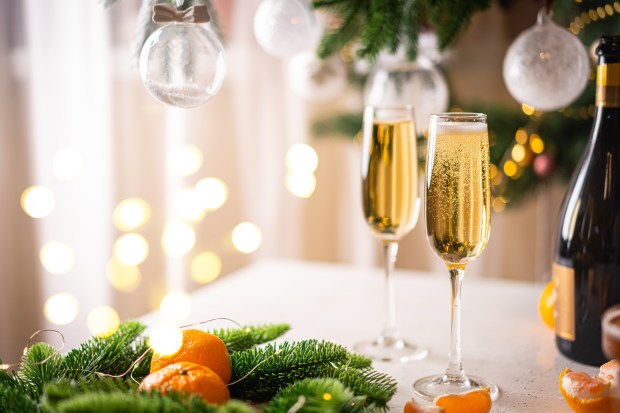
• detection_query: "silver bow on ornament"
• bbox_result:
[152,3,211,24]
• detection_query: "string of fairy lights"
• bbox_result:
[20,142,319,338]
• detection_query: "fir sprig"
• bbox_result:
[264,378,369,413]
[313,0,493,61]
[323,367,397,410]
[210,324,290,353]
[229,340,351,402]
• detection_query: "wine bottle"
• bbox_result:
[553,35,620,366]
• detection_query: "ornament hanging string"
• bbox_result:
[152,3,210,24]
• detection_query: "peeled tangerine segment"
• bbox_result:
[433,388,492,413]
[403,400,444,413]
[559,367,619,413]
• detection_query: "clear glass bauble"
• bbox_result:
[253,0,321,59]
[364,58,449,133]
[139,23,226,108]
[503,10,590,112]
[287,51,346,101]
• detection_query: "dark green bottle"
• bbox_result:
[553,35,620,366]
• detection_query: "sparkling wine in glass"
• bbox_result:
[356,105,428,362]
[413,112,499,399]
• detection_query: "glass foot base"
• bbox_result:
[353,337,428,363]
[412,374,499,401]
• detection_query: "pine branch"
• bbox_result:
[229,340,351,402]
[210,323,290,353]
[61,321,151,381]
[357,0,404,60]
[264,378,370,413]
[0,368,38,413]
[42,377,137,411]
[18,342,64,397]
[324,367,397,410]
[315,0,370,59]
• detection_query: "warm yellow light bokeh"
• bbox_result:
[44,293,79,325]
[40,241,75,275]
[106,258,141,292]
[162,223,196,257]
[529,134,545,154]
[511,144,526,163]
[191,251,222,283]
[53,149,83,180]
[113,198,151,231]
[285,172,317,198]
[167,145,203,176]
[173,188,206,222]
[521,103,535,116]
[87,306,120,338]
[149,323,183,356]
[515,129,528,145]
[194,177,228,211]
[114,233,149,265]
[286,144,319,174]
[232,222,263,254]
[21,186,55,218]
[160,290,192,322]
[504,160,518,178]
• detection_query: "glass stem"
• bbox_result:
[446,266,466,381]
[381,241,399,341]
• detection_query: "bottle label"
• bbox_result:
[553,262,575,341]
[596,63,620,107]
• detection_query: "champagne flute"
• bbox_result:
[413,113,498,399]
[356,105,428,362]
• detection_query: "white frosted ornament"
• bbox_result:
[140,7,226,108]
[254,0,321,59]
[364,58,449,133]
[287,51,346,101]
[503,10,590,112]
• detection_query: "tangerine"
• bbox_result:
[432,388,492,413]
[139,361,230,405]
[150,328,231,384]
[559,368,612,413]
[538,280,555,329]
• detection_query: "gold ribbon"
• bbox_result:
[152,3,211,24]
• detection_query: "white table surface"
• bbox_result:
[143,259,599,412]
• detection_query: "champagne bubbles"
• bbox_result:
[503,10,590,112]
[254,0,321,59]
[140,23,226,108]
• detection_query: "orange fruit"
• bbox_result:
[139,361,230,405]
[150,329,231,384]
[538,280,555,329]
[558,368,612,413]
[433,388,492,413]
[404,399,444,412]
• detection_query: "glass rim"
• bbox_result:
[430,112,486,122]
[365,104,414,112]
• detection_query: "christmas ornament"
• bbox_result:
[287,51,346,101]
[364,57,449,133]
[503,9,590,112]
[253,0,321,59]
[139,3,226,108]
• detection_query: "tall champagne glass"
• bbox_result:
[413,113,498,399]
[356,105,428,362]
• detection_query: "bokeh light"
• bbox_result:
[149,323,183,356]
[286,144,319,174]
[503,160,518,178]
[160,290,192,322]
[515,129,528,145]
[285,172,317,198]
[113,198,151,231]
[530,134,545,154]
[52,149,83,180]
[44,293,79,325]
[232,222,263,254]
[173,188,206,222]
[521,103,536,116]
[106,258,141,293]
[195,177,229,211]
[87,306,120,338]
[511,144,526,163]
[191,251,222,284]
[21,186,55,218]
[114,233,149,266]
[167,145,203,176]
[40,241,75,275]
[162,223,196,257]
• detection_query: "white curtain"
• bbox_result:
[0,0,564,363]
